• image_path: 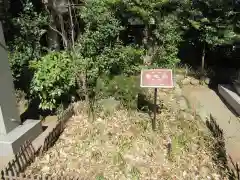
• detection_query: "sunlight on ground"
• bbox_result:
[25,100,224,180]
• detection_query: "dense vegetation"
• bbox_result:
[2,0,240,111]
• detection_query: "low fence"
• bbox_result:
[1,141,36,179]
[57,104,74,124]
[1,104,75,180]
[41,104,74,154]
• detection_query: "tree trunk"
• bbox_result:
[143,26,152,65]
[59,14,68,49]
[201,43,206,75]
[48,14,60,50]
[68,0,75,48]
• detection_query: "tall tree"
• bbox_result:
[116,0,184,67]
[186,0,238,73]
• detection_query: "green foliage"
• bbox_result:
[30,51,75,110]
[8,0,48,82]
[119,0,183,68]
[186,0,237,46]
[75,0,182,86]
[73,0,145,101]
[74,44,144,82]
[151,14,182,68]
[95,76,142,109]
[121,0,171,23]
[78,0,123,57]
[97,45,144,76]
[96,174,105,180]
[6,0,240,111]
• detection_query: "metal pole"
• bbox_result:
[153,88,157,131]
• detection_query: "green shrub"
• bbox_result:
[99,45,144,76]
[95,75,142,109]
[30,51,75,110]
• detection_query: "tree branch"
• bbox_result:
[49,24,68,48]
[68,0,75,48]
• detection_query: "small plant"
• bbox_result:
[95,75,142,109]
[96,174,105,180]
[130,166,140,180]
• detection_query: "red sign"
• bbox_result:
[141,69,173,88]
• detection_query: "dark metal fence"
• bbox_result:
[41,104,74,154]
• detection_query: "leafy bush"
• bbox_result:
[95,75,142,109]
[78,0,123,58]
[30,51,75,110]
[99,45,144,76]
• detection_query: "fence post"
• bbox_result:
[15,153,22,172]
[1,170,4,180]
[8,162,14,177]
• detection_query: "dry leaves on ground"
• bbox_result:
[25,98,227,180]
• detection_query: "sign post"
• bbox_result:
[153,88,157,130]
[140,69,174,131]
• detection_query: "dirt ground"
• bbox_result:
[24,91,228,179]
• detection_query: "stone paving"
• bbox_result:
[183,85,240,164]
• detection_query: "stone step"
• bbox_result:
[218,84,240,116]
[0,120,42,156]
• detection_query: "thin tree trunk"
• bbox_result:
[67,0,88,106]
[201,43,206,75]
[59,15,68,49]
[143,26,152,65]
[48,14,60,51]
[68,0,75,48]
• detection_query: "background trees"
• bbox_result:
[184,0,238,73]
[6,0,48,90]
[4,0,240,111]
